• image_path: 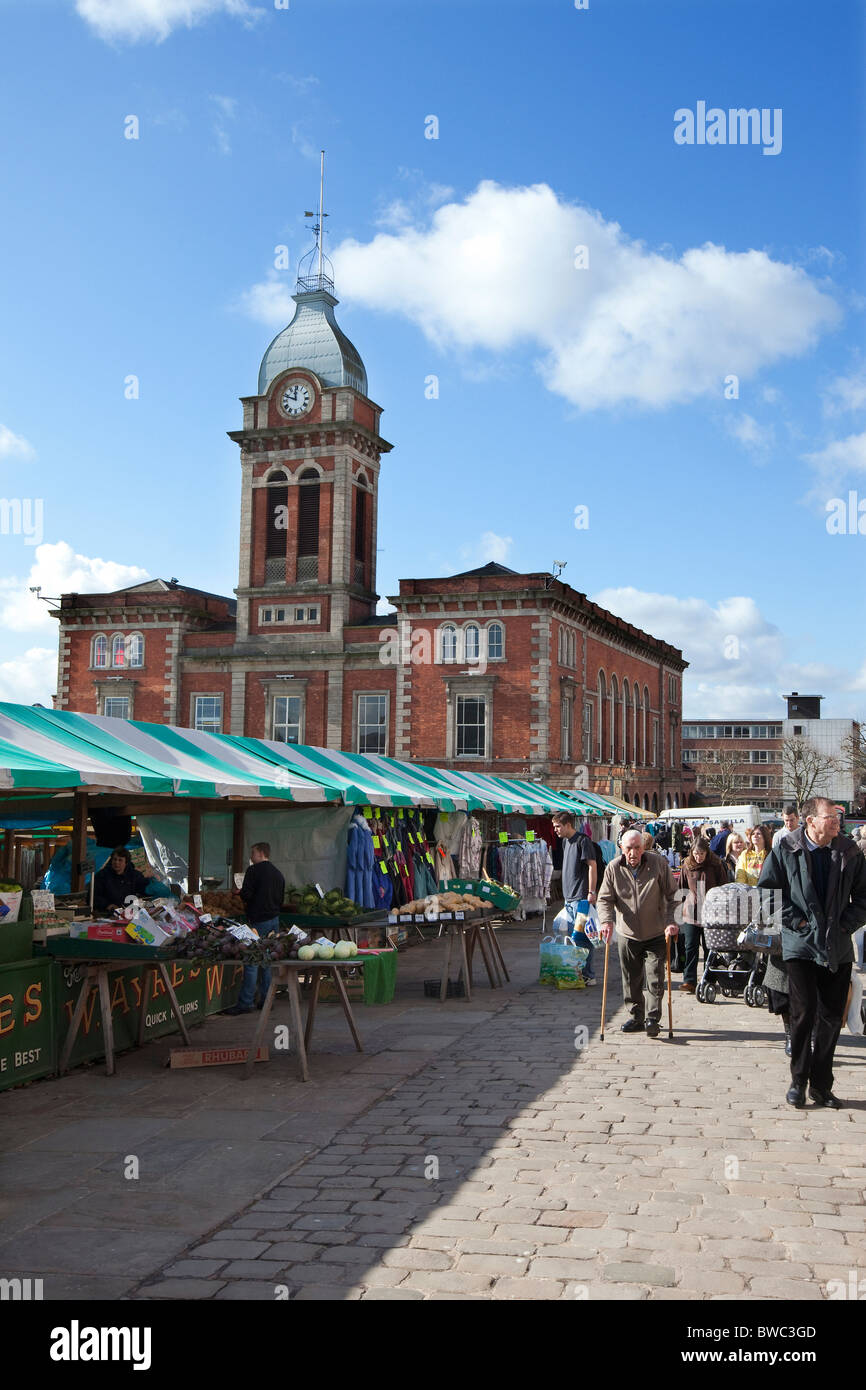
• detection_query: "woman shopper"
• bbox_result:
[678,837,728,992]
[735,824,771,886]
[722,830,747,881]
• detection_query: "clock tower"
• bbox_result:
[229,169,391,657]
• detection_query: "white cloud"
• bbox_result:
[331,181,841,411]
[0,542,149,632]
[75,0,258,43]
[589,585,850,717]
[0,648,58,705]
[725,412,775,453]
[457,531,513,569]
[0,425,35,461]
[823,364,866,416]
[210,94,238,155]
[237,273,295,328]
[803,430,866,500]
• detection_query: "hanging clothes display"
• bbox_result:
[456,815,483,878]
[345,811,377,910]
[499,840,553,919]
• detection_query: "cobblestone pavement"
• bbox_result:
[118,935,865,1303]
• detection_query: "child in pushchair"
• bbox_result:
[696,882,774,1006]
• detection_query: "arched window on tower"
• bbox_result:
[353,482,368,585]
[597,671,607,762]
[610,675,618,762]
[297,468,320,581]
[265,470,289,582]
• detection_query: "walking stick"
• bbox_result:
[665,933,674,1039]
[599,935,611,1041]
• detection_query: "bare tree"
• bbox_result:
[695,750,744,804]
[838,725,866,801]
[780,736,841,806]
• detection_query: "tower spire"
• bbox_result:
[300,149,332,293]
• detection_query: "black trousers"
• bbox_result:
[785,958,852,1093]
[618,933,666,1024]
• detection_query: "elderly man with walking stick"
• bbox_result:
[597,829,680,1038]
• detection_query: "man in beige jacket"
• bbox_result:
[597,828,680,1037]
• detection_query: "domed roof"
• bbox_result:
[258,287,367,397]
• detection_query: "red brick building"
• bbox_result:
[53,258,687,811]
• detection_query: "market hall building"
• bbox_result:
[52,257,688,814]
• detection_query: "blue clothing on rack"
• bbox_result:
[346,820,376,910]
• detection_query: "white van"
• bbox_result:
[655,804,775,830]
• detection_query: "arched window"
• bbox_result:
[558,628,565,665]
[610,675,618,762]
[297,468,320,580]
[465,625,480,661]
[127,634,144,668]
[634,794,641,807]
[643,686,650,767]
[570,632,576,666]
[665,794,672,809]
[92,635,108,669]
[644,793,650,811]
[440,624,457,662]
[597,671,607,762]
[111,634,126,668]
[265,470,289,579]
[487,623,503,660]
[623,680,631,764]
[673,794,679,808]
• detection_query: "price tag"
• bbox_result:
[455,911,465,921]
[362,805,372,817]
[388,913,397,924]
[233,873,244,890]
[414,914,425,923]
[314,883,325,898]
[380,862,388,874]
[398,809,404,819]
[426,852,435,865]
[499,831,508,843]
[373,807,381,817]
[193,894,203,909]
[372,835,381,849]
[526,831,536,842]
[440,912,452,921]
[396,842,402,852]
[200,913,213,925]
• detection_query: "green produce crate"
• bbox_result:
[445,879,520,910]
[0,920,33,964]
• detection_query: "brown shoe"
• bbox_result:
[681,982,696,994]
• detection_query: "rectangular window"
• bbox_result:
[273,695,302,744]
[752,774,769,789]
[793,725,803,736]
[561,696,573,761]
[357,694,387,755]
[456,696,486,758]
[194,695,222,733]
[683,725,698,740]
[582,700,593,763]
[682,749,701,763]
[306,607,317,621]
[260,605,318,627]
[261,608,273,624]
[103,697,129,719]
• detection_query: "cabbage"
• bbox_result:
[316,944,335,960]
[333,941,353,960]
[297,945,317,961]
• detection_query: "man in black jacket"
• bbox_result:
[758,798,866,1108]
[225,842,285,1015]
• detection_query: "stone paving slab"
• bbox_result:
[2,926,864,1302]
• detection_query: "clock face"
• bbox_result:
[281,381,312,416]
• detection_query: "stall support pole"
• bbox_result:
[188,803,202,894]
[1,830,14,880]
[232,809,245,879]
[71,791,88,894]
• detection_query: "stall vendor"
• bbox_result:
[92,847,159,912]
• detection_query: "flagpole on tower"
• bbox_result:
[318,149,325,283]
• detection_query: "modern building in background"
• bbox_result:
[683,692,861,813]
[51,218,688,812]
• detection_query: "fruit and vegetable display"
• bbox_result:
[396,891,492,918]
[283,884,364,919]
[190,891,246,917]
[171,921,362,964]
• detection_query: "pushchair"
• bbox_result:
[695,882,769,1006]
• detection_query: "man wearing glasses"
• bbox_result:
[758,798,866,1108]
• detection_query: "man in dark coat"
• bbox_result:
[758,797,866,1108]
[709,822,732,856]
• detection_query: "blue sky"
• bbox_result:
[0,0,864,717]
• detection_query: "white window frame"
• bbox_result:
[465,624,481,662]
[487,622,504,661]
[92,634,108,669]
[582,699,593,763]
[561,693,573,761]
[272,692,304,744]
[438,624,458,663]
[455,693,488,759]
[355,691,389,756]
[260,604,319,627]
[126,633,144,668]
[102,696,130,719]
[192,694,223,733]
[111,633,126,668]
